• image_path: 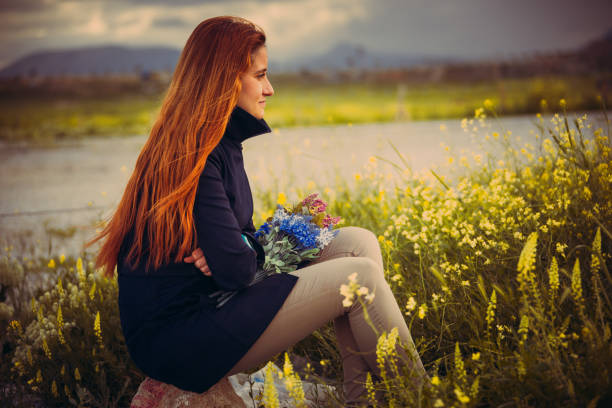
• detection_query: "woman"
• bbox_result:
[92,16,427,406]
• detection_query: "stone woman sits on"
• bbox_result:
[91,15,427,406]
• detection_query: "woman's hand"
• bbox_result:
[184,248,212,276]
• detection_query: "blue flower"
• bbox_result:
[255,222,271,238]
[278,214,320,249]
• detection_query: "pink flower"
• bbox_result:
[322,214,341,228]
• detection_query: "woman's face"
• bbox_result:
[237,46,274,120]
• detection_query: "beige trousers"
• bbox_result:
[226,226,426,405]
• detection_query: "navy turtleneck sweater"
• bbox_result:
[117,106,299,393]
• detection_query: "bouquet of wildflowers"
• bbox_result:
[210,193,342,308]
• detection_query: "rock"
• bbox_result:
[130,376,246,408]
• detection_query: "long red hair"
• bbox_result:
[89,16,266,277]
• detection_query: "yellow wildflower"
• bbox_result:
[42,338,52,359]
[283,353,306,407]
[517,232,537,274]
[471,352,481,361]
[418,304,428,319]
[263,362,279,408]
[94,311,103,345]
[434,399,445,407]
[454,388,470,404]
[48,259,56,268]
[276,192,287,206]
[76,257,85,282]
[591,227,601,274]
[74,367,81,381]
[9,320,23,335]
[405,296,416,312]
[57,278,64,297]
[548,256,559,294]
[485,290,497,331]
[89,282,97,300]
[431,376,441,386]
[455,343,466,385]
[59,254,65,264]
[518,314,529,346]
[366,372,377,406]
[571,259,585,318]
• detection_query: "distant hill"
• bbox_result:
[272,43,460,72]
[0,45,181,78]
[0,43,461,78]
[1,27,610,78]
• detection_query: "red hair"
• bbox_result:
[89,16,266,276]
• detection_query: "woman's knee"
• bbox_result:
[346,257,384,290]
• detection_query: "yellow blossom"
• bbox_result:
[485,290,497,331]
[472,352,481,361]
[59,254,65,264]
[366,372,377,405]
[94,311,103,345]
[48,259,56,268]
[548,256,559,294]
[454,388,470,404]
[418,304,428,319]
[263,362,279,408]
[431,376,441,386]
[276,192,287,206]
[89,282,97,300]
[405,296,416,312]
[42,338,52,359]
[571,259,585,318]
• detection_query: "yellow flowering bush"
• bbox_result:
[321,105,612,407]
[6,256,143,406]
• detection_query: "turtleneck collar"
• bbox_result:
[223,106,271,147]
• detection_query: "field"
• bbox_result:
[0,74,609,143]
[0,97,611,407]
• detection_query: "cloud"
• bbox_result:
[151,16,190,28]
[0,0,611,69]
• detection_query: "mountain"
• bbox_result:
[0,43,459,78]
[0,45,181,78]
[272,43,459,72]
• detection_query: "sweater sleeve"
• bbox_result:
[193,153,258,291]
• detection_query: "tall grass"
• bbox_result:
[1,102,610,407]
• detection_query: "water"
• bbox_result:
[0,111,609,257]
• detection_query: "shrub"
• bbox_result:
[7,256,143,407]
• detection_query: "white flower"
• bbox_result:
[316,228,335,248]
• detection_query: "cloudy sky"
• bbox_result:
[0,0,610,69]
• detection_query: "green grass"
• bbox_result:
[2,105,610,407]
[0,75,609,143]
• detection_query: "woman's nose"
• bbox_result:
[263,77,274,96]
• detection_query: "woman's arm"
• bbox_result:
[190,153,258,291]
